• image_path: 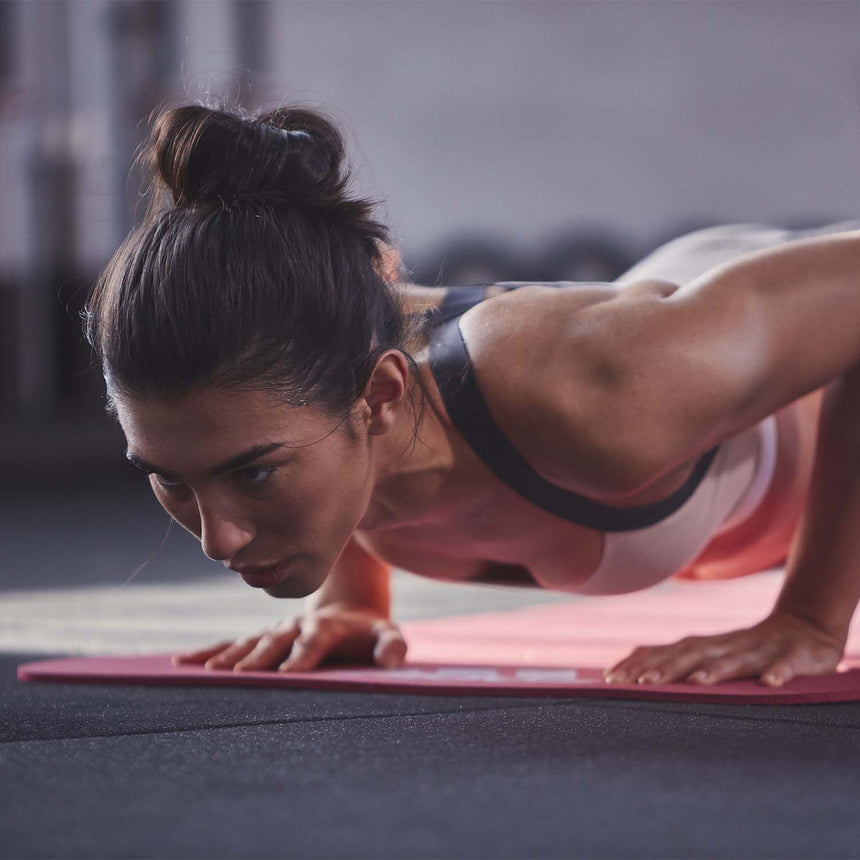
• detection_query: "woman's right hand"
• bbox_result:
[171,603,408,673]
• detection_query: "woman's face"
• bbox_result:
[115,386,377,598]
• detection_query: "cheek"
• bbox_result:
[296,451,372,526]
[326,454,375,523]
[150,482,201,534]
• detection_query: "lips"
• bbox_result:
[237,560,293,589]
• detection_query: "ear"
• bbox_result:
[360,350,411,434]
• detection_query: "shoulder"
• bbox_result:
[457,281,679,498]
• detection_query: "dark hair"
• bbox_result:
[85,99,425,436]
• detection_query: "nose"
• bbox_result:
[197,498,256,563]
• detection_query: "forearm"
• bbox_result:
[306,534,392,615]
[772,362,860,644]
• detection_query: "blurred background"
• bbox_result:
[1,1,858,634]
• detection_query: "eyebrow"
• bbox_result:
[126,442,290,481]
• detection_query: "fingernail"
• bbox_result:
[638,671,662,684]
[604,673,622,684]
[763,672,782,686]
[690,671,709,683]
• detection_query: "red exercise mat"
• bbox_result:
[17,573,860,704]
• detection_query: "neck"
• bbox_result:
[359,281,490,531]
[360,336,486,531]
[358,392,446,531]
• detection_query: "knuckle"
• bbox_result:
[704,657,736,674]
[662,660,696,679]
[303,617,331,639]
[266,626,297,644]
[704,641,736,660]
[296,629,328,652]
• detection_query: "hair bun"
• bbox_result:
[148,103,350,211]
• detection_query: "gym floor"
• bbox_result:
[3,478,859,859]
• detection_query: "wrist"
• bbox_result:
[306,535,391,612]
[769,596,851,647]
[305,591,390,616]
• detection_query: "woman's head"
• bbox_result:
[87,101,412,413]
[85,100,425,595]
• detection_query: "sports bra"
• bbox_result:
[427,284,722,534]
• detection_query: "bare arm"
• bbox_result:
[571,230,860,486]
[605,364,859,687]
[307,532,392,615]
[772,362,860,645]
[174,535,407,672]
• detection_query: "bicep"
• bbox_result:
[472,268,841,498]
[467,280,763,497]
[604,231,860,482]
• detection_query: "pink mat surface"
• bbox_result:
[18,573,860,703]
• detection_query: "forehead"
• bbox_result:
[116,387,327,469]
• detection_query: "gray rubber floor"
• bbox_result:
[6,652,860,859]
[4,477,860,858]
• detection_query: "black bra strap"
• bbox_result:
[433,285,489,324]
[428,308,721,532]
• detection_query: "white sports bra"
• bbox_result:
[427,284,779,596]
[573,416,778,595]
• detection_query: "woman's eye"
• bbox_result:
[235,466,276,486]
[151,473,184,492]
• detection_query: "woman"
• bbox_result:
[86,101,860,688]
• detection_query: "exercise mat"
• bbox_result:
[18,572,860,703]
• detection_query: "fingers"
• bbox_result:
[604,634,781,686]
[759,642,842,687]
[278,617,338,672]
[278,617,407,672]
[177,611,407,676]
[233,620,301,672]
[760,662,791,687]
[203,636,262,671]
[605,641,832,688]
[172,640,238,666]
[174,630,294,671]
[685,647,774,685]
[604,638,707,685]
[372,623,408,668]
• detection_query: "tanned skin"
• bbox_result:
[120,227,860,687]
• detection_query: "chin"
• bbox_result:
[263,575,320,599]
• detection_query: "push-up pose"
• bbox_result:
[86,102,860,687]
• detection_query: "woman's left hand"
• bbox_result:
[603,610,846,687]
